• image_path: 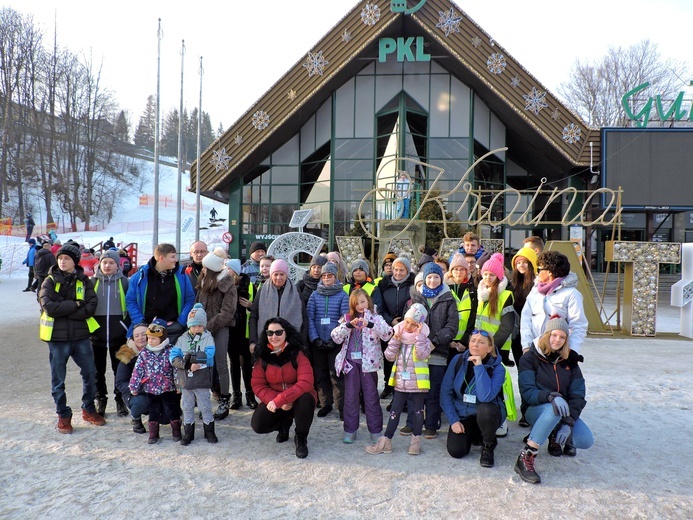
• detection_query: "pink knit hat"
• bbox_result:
[449,252,468,271]
[480,252,505,280]
[269,258,289,276]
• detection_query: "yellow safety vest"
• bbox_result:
[388,346,430,390]
[451,289,473,341]
[343,282,376,296]
[245,282,255,339]
[40,276,100,341]
[475,290,514,351]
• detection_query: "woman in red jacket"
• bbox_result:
[250,317,317,458]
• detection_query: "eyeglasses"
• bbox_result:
[471,329,492,338]
[191,250,208,255]
[265,329,285,337]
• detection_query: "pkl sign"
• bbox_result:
[379,37,431,63]
[622,82,691,127]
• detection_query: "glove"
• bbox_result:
[549,395,570,417]
[312,339,325,350]
[183,353,192,364]
[555,424,572,445]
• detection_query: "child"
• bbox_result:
[332,288,393,444]
[170,303,218,445]
[129,318,181,444]
[366,303,431,455]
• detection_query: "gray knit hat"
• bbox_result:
[310,255,328,268]
[351,259,370,277]
[544,316,569,336]
[321,262,338,277]
[392,255,411,273]
[100,249,121,265]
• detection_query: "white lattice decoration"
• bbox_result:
[481,239,504,254]
[671,243,693,338]
[386,238,416,262]
[266,232,325,284]
[335,237,364,268]
[439,238,463,262]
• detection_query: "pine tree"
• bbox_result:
[113,110,131,143]
[133,95,155,150]
[161,108,180,157]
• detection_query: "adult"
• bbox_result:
[404,262,458,439]
[250,318,317,458]
[196,247,238,419]
[515,317,593,484]
[249,259,307,350]
[440,329,506,467]
[376,255,415,399]
[184,240,208,292]
[416,245,436,272]
[22,238,38,292]
[225,259,257,410]
[509,246,538,366]
[242,241,267,284]
[520,251,588,354]
[51,239,62,256]
[326,251,349,284]
[79,248,99,278]
[103,237,116,250]
[125,243,195,345]
[25,212,35,241]
[395,171,411,218]
[115,323,151,433]
[34,241,57,299]
[296,255,328,302]
[306,262,349,418]
[91,249,130,417]
[523,235,545,255]
[446,252,477,351]
[39,243,105,433]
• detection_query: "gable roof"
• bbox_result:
[192,0,599,199]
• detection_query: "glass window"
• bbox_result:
[271,166,298,185]
[270,184,297,204]
[333,159,373,183]
[332,179,375,202]
[355,76,375,137]
[335,78,355,138]
[272,135,299,165]
[428,138,470,160]
[334,139,373,159]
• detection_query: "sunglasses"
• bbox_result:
[265,329,285,337]
[471,329,492,338]
[537,267,548,272]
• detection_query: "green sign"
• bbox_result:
[379,36,431,63]
[622,82,690,127]
[390,0,427,15]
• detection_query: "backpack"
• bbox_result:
[120,255,132,275]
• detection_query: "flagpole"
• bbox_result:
[153,18,163,247]
[175,39,185,254]
[195,56,203,242]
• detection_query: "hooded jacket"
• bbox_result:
[129,340,177,395]
[115,340,142,404]
[91,265,130,347]
[170,330,216,390]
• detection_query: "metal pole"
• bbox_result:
[195,56,203,241]
[175,39,185,253]
[153,18,163,247]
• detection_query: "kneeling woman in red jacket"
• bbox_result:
[251,317,317,458]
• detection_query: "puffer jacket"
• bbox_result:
[34,247,57,277]
[307,286,350,343]
[195,272,238,334]
[410,285,459,363]
[332,309,393,375]
[251,342,317,408]
[170,330,216,390]
[377,273,416,325]
[385,321,432,392]
[520,272,588,353]
[440,349,506,423]
[39,265,98,342]
[129,341,177,395]
[518,344,586,427]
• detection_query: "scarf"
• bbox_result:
[477,277,508,303]
[257,280,304,334]
[301,272,320,292]
[390,274,409,288]
[145,338,170,353]
[316,280,344,296]
[422,283,444,298]
[537,276,564,295]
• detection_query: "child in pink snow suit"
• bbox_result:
[332,288,393,444]
[366,303,431,456]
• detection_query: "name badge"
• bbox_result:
[351,351,362,360]
[321,317,331,325]
[463,394,477,404]
[400,371,411,380]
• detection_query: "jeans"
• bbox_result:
[48,338,97,418]
[525,403,594,449]
[128,394,149,419]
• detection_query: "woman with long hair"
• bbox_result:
[509,246,538,367]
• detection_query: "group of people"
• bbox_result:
[36,233,593,482]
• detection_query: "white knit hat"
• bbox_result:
[202,246,227,272]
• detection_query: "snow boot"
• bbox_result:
[171,419,182,442]
[214,394,231,420]
[95,397,107,417]
[148,421,160,444]
[365,436,393,455]
[514,445,541,484]
[230,391,243,410]
[181,423,195,446]
[131,417,146,434]
[245,391,258,409]
[480,441,497,467]
[408,435,421,455]
[56,415,73,434]
[82,409,106,426]
[276,418,292,443]
[547,431,563,457]
[203,421,218,443]
[294,433,309,458]
[563,434,577,456]
[115,395,128,417]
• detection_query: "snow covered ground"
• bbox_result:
[1,272,692,518]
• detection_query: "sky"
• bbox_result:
[10,0,693,132]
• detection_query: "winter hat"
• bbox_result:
[404,303,428,323]
[270,258,289,276]
[419,245,437,257]
[202,246,227,273]
[414,272,424,286]
[481,252,505,280]
[226,258,242,275]
[321,262,338,277]
[449,253,468,272]
[249,241,267,255]
[544,316,569,336]
[422,261,443,280]
[187,303,208,328]
[382,252,397,267]
[310,255,328,268]
[28,238,36,245]
[147,318,169,340]
[512,246,538,274]
[351,259,370,277]
[100,249,120,265]
[392,255,411,273]
[57,244,81,264]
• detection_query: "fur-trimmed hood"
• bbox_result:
[115,339,141,364]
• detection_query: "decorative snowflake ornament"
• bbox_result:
[361,4,381,26]
[342,29,352,43]
[251,111,270,131]
[436,8,463,37]
[510,76,521,88]
[234,133,243,146]
[210,147,232,172]
[562,123,581,144]
[471,36,482,48]
[303,51,329,77]
[288,89,297,101]
[486,53,506,75]
[523,87,548,116]
[551,108,561,121]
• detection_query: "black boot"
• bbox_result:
[171,419,182,442]
[245,391,258,409]
[317,404,332,418]
[203,422,218,443]
[547,430,562,457]
[115,395,128,417]
[181,423,195,446]
[148,421,160,444]
[276,418,292,443]
[95,397,107,417]
[131,417,146,434]
[480,441,497,468]
[379,385,393,399]
[563,434,577,456]
[230,391,243,410]
[294,433,308,458]
[214,394,231,420]
[514,445,541,484]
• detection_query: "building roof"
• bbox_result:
[192,0,599,200]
